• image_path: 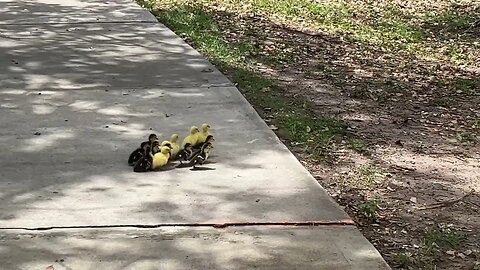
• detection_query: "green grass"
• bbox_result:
[142,0,479,68]
[471,118,480,129]
[138,1,348,159]
[233,69,347,158]
[446,44,467,62]
[429,98,451,108]
[357,199,380,222]
[423,9,479,31]
[456,131,478,144]
[450,78,480,95]
[209,0,424,48]
[423,226,467,255]
[412,141,428,154]
[392,253,413,268]
[348,138,369,153]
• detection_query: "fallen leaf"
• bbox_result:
[410,197,417,204]
[446,250,456,255]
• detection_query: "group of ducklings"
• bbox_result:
[128,123,214,172]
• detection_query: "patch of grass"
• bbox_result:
[446,44,467,62]
[139,1,348,159]
[456,131,478,144]
[412,141,428,154]
[247,0,423,47]
[423,9,479,31]
[392,252,413,268]
[349,138,369,153]
[450,78,480,95]
[429,98,451,108]
[234,70,347,158]
[280,113,347,158]
[357,199,380,222]
[148,4,252,66]
[234,71,348,159]
[338,164,384,189]
[423,226,467,255]
[470,118,480,129]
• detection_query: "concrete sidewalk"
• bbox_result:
[0,0,390,269]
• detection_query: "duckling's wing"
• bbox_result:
[171,143,180,156]
[133,157,151,172]
[128,148,143,166]
[188,148,202,161]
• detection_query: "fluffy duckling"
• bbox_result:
[190,135,214,157]
[189,142,214,169]
[182,126,200,148]
[151,146,171,170]
[198,134,214,148]
[196,123,211,146]
[128,133,158,166]
[161,140,173,150]
[168,134,180,158]
[176,143,193,163]
[133,141,160,173]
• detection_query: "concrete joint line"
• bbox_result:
[0,220,356,231]
[1,83,235,92]
[0,21,159,26]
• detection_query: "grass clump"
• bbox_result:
[423,226,467,256]
[348,138,369,153]
[450,78,480,96]
[357,199,380,222]
[392,252,413,268]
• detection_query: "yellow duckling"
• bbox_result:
[161,140,173,149]
[196,123,211,146]
[167,134,180,158]
[151,146,171,170]
[182,126,200,147]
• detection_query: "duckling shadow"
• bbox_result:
[87,187,109,192]
[174,162,194,169]
[189,166,216,171]
[152,163,177,172]
[174,161,216,169]
[226,162,263,169]
[204,161,216,165]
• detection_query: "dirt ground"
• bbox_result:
[213,11,480,270]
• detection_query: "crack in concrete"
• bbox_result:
[0,220,355,231]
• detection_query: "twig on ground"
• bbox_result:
[417,191,474,210]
